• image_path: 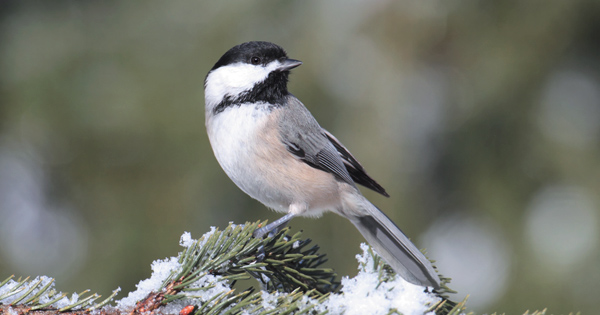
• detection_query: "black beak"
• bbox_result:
[277,58,302,71]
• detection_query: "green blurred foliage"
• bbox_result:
[1,1,599,314]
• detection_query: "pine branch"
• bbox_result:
[0,220,560,314]
[0,274,120,314]
[124,221,339,314]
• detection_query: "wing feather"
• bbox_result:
[323,130,389,197]
[279,96,388,197]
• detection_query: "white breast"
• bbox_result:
[205,103,343,217]
[206,104,275,201]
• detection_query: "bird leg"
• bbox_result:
[253,213,296,238]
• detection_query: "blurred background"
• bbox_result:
[1,1,599,313]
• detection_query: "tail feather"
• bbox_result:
[350,204,440,288]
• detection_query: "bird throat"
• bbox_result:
[213,71,290,115]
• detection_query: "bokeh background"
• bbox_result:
[1,1,599,313]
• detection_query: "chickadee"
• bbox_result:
[204,41,440,288]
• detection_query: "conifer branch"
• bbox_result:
[0,220,557,314]
[127,221,339,314]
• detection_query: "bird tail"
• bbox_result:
[349,202,440,288]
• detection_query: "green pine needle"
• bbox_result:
[0,220,561,314]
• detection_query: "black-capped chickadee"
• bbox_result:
[204,41,440,288]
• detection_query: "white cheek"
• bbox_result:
[204,61,283,110]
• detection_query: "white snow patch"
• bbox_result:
[158,274,231,314]
[179,231,195,248]
[0,276,81,309]
[260,291,279,311]
[116,256,182,310]
[314,243,441,315]
[58,292,80,309]
[258,290,319,313]
[0,276,51,305]
[116,228,220,311]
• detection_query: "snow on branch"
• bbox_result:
[0,221,469,315]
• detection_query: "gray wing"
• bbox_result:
[279,96,388,197]
[279,96,356,187]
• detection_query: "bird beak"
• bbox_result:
[277,59,302,71]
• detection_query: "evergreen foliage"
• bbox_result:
[0,221,558,314]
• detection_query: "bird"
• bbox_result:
[203,41,440,288]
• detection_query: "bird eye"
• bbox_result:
[250,56,261,65]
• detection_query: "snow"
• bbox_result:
[314,243,441,315]
[258,290,318,313]
[178,231,195,247]
[116,227,226,311]
[0,276,50,305]
[57,292,79,309]
[0,276,73,308]
[116,256,182,309]
[0,275,110,310]
[158,273,231,314]
[2,227,443,314]
[260,291,278,311]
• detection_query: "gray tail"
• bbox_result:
[350,204,440,288]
